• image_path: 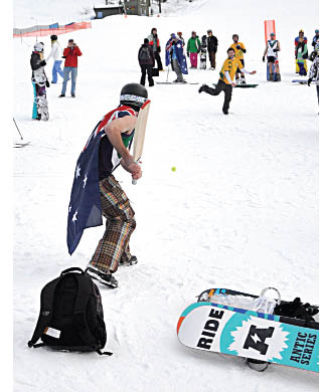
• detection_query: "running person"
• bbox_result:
[198,47,256,114]
[230,34,247,84]
[263,32,281,81]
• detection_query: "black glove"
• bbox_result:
[40,60,46,66]
[236,45,241,49]
[307,78,312,86]
[262,56,265,62]
[62,56,66,59]
[187,52,190,57]
[46,80,50,88]
[274,48,279,52]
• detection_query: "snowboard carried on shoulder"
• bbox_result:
[177,287,319,373]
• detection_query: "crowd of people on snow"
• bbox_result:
[30,27,319,121]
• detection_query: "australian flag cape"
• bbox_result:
[67,105,136,255]
[165,37,188,75]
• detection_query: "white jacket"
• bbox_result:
[46,42,62,62]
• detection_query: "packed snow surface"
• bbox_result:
[14,0,318,391]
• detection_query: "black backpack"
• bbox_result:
[139,46,151,62]
[28,267,112,355]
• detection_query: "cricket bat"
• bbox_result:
[132,99,151,185]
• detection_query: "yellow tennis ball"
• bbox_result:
[171,166,176,172]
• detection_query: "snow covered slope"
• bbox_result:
[14,0,318,391]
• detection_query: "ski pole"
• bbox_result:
[13,118,23,140]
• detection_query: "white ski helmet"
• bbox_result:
[34,42,44,52]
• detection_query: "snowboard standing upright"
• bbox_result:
[31,44,49,121]
[200,36,207,70]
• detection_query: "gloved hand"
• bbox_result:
[187,52,190,57]
[262,56,265,62]
[40,60,46,66]
[46,80,50,88]
[307,78,312,86]
[274,48,279,52]
[236,45,241,50]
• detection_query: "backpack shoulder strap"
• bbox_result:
[72,274,98,347]
[28,277,60,348]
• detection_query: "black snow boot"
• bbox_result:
[85,266,118,289]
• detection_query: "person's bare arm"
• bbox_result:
[104,115,142,180]
[263,43,268,57]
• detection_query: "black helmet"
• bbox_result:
[120,83,148,110]
[50,34,58,41]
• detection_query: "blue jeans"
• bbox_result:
[52,60,64,83]
[61,67,78,95]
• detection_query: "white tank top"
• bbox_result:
[267,40,278,57]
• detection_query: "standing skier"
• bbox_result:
[46,35,64,84]
[67,83,148,288]
[187,31,201,69]
[308,44,319,103]
[207,29,218,70]
[138,38,155,87]
[30,42,50,121]
[60,39,82,98]
[165,34,188,83]
[262,32,281,81]
[198,47,256,115]
[148,28,163,71]
[230,34,247,84]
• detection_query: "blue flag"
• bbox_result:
[165,37,188,75]
[67,106,135,255]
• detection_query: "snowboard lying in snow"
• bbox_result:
[156,81,199,85]
[177,288,319,373]
[212,83,258,88]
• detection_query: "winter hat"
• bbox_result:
[171,33,176,39]
[50,34,58,41]
[34,42,44,52]
[144,38,149,44]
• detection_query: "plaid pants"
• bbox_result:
[90,175,136,273]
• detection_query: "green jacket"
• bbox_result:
[187,36,201,53]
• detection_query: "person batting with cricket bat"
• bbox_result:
[67,83,150,289]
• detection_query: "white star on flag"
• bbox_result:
[75,165,81,178]
[68,205,72,213]
[83,174,88,188]
[72,211,78,222]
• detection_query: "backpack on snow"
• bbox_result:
[28,267,112,355]
[139,46,152,62]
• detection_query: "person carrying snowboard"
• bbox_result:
[262,32,281,81]
[198,47,256,115]
[207,29,218,70]
[230,34,247,84]
[165,33,188,83]
[138,38,155,87]
[200,35,208,70]
[46,34,64,84]
[308,43,319,103]
[67,84,148,288]
[30,42,50,121]
[187,31,201,69]
[148,28,163,71]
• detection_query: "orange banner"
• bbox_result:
[264,20,276,42]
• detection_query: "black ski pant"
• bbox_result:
[202,80,233,113]
[140,64,154,87]
[208,51,216,68]
[154,51,163,71]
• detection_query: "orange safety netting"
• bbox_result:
[13,21,91,38]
